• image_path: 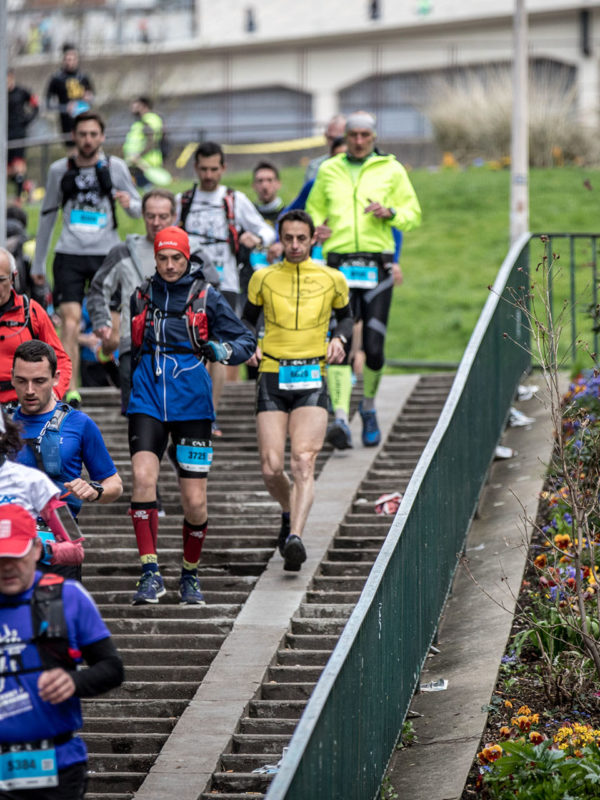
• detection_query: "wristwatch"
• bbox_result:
[222,342,233,363]
[336,334,348,345]
[88,481,104,501]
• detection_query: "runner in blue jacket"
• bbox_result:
[127,227,255,605]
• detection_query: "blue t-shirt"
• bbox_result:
[0,572,111,769]
[14,403,117,486]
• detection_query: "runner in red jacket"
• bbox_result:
[0,248,71,404]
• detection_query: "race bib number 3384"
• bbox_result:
[0,744,58,790]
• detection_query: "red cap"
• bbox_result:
[0,504,37,558]
[154,226,190,261]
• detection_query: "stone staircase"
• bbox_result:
[76,382,330,800]
[199,374,454,798]
[73,374,453,799]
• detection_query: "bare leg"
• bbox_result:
[257,410,291,512]
[131,451,160,502]
[179,477,208,525]
[288,406,328,537]
[208,361,226,411]
[59,301,83,393]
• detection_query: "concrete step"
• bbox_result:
[82,698,189,717]
[111,633,226,649]
[209,772,273,793]
[276,649,331,666]
[86,771,147,793]
[96,603,240,619]
[85,733,168,755]
[248,700,307,719]
[260,682,316,701]
[83,717,175,734]
[101,617,235,635]
[231,734,291,754]
[110,681,201,701]
[239,717,298,735]
[118,648,218,666]
[268,665,324,683]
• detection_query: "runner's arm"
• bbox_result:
[88,245,126,334]
[332,303,354,344]
[388,163,422,232]
[206,289,257,365]
[44,76,60,111]
[23,90,39,127]
[30,301,72,398]
[32,164,62,276]
[73,637,125,698]
[305,173,328,226]
[236,193,276,247]
[77,416,123,503]
[240,299,262,334]
[110,158,142,218]
[64,473,122,505]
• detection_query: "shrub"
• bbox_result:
[423,66,599,167]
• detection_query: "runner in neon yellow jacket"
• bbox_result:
[123,96,163,188]
[306,110,422,449]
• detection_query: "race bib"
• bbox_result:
[176,439,213,474]
[339,263,378,289]
[69,208,108,232]
[0,742,58,790]
[279,358,322,391]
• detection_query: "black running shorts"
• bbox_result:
[128,414,213,479]
[255,372,329,414]
[53,252,105,307]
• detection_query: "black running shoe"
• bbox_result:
[278,515,291,556]
[282,534,307,572]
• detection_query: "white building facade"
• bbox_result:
[11,1,600,143]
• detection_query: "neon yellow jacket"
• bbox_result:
[306,150,421,256]
[123,111,163,167]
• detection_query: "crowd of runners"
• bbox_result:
[0,51,422,794]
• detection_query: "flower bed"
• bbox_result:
[462,370,600,799]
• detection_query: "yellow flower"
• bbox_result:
[504,700,513,709]
[478,744,503,764]
[554,533,572,551]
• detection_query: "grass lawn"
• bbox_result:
[23,165,600,368]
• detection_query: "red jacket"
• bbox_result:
[0,290,72,403]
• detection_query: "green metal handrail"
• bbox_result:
[266,233,532,800]
[530,232,599,363]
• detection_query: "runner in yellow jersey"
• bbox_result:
[242,210,353,571]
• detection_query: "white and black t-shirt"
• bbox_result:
[0,460,59,516]
[180,186,275,294]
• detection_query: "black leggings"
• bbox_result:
[349,275,394,371]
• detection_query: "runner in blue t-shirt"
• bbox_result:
[0,503,123,799]
[11,340,122,521]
